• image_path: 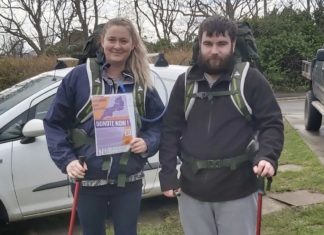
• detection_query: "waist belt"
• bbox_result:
[69,171,144,187]
[182,152,253,174]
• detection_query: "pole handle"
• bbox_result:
[79,156,85,166]
[76,156,86,182]
[257,176,272,195]
[257,176,265,194]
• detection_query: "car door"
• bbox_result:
[0,111,29,221]
[312,60,324,103]
[11,89,71,216]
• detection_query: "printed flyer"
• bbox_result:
[92,93,136,156]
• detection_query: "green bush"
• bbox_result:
[249,8,324,90]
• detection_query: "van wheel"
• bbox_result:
[304,91,322,131]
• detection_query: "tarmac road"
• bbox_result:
[279,97,324,165]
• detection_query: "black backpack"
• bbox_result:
[191,21,259,68]
[73,24,105,64]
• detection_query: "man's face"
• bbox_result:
[197,31,235,74]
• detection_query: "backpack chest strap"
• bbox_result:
[189,90,238,101]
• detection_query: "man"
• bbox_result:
[159,15,284,235]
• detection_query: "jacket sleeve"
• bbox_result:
[138,87,165,158]
[43,71,78,174]
[246,68,284,171]
[158,74,186,191]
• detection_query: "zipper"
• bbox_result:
[207,87,214,135]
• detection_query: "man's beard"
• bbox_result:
[197,52,235,75]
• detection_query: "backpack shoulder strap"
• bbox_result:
[133,82,146,129]
[133,82,146,118]
[184,63,252,122]
[75,58,104,125]
[184,66,198,120]
[229,62,252,122]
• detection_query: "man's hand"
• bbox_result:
[130,137,147,154]
[163,188,181,198]
[253,160,275,177]
[66,159,87,179]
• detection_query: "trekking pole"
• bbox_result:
[256,177,265,235]
[68,156,85,235]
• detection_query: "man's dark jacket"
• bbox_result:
[159,63,284,202]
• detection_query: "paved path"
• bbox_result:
[262,94,324,214]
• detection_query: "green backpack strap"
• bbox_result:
[70,58,103,146]
[184,62,252,122]
[117,152,130,187]
[133,82,146,130]
[75,58,103,125]
[134,83,146,117]
[184,66,198,120]
[229,62,252,122]
[116,83,146,187]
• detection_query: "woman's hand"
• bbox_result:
[130,137,147,154]
[66,158,88,179]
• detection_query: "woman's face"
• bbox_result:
[101,25,135,66]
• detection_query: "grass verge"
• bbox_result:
[262,119,324,234]
[106,120,324,234]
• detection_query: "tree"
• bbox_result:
[0,34,24,56]
[193,0,260,20]
[250,7,324,89]
[134,0,181,46]
[133,0,199,46]
[0,0,52,55]
[52,0,76,44]
[313,1,324,33]
[72,0,104,41]
[264,0,268,16]
[0,0,107,56]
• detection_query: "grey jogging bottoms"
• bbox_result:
[178,192,258,235]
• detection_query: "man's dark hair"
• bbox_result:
[198,15,237,43]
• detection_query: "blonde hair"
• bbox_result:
[101,18,152,89]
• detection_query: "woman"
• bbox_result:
[44,18,164,235]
